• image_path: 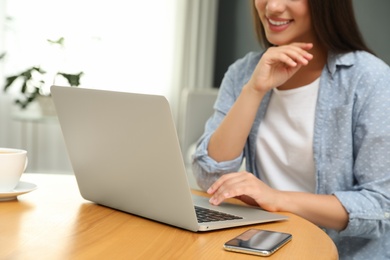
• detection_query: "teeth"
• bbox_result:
[269,19,290,26]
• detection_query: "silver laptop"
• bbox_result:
[51,85,287,232]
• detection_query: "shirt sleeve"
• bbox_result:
[191,56,249,191]
[333,60,390,238]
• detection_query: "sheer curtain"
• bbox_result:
[0,0,218,173]
[175,0,218,91]
[174,0,218,147]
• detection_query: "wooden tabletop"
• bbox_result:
[0,173,338,260]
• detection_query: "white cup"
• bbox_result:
[0,148,28,192]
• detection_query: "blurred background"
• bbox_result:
[0,0,389,174]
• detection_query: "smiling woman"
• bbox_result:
[192,0,390,259]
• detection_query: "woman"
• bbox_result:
[192,0,390,259]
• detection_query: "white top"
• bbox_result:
[256,78,320,192]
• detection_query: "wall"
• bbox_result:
[354,0,390,65]
[213,0,258,87]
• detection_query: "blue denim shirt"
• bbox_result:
[192,51,390,260]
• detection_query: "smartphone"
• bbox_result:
[223,229,292,257]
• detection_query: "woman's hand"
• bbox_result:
[247,42,313,93]
[207,171,349,231]
[207,171,282,212]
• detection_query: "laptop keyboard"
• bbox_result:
[195,206,243,223]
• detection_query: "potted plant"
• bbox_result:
[2,38,84,116]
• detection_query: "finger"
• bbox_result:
[279,43,314,59]
[207,173,237,194]
[267,47,312,68]
[209,173,250,205]
[290,42,313,51]
[276,53,298,67]
[209,183,247,206]
[281,47,313,65]
[209,188,241,205]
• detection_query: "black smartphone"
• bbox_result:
[223,229,292,257]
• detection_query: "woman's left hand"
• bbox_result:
[207,172,349,230]
[207,171,281,212]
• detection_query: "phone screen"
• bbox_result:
[224,229,292,256]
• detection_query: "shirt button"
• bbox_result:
[385,212,390,218]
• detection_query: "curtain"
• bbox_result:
[174,0,218,147]
[174,0,218,92]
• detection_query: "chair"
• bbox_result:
[178,88,219,189]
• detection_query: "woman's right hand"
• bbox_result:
[247,42,314,93]
[207,43,314,162]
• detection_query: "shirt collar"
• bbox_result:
[326,51,355,78]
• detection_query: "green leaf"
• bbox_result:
[57,72,84,86]
[47,37,65,46]
[21,81,28,94]
[4,76,18,91]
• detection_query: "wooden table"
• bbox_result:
[0,174,338,260]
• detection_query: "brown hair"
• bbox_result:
[251,0,374,54]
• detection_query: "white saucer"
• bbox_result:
[0,181,37,201]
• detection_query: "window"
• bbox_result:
[3,0,178,99]
[0,0,180,173]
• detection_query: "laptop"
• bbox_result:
[51,85,287,232]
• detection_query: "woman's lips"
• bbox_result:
[267,18,292,32]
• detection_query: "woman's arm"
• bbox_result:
[279,191,348,230]
[208,43,314,162]
[207,84,264,162]
[207,171,348,230]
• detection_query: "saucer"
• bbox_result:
[0,181,37,201]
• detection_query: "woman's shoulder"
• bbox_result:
[331,51,390,101]
[224,51,263,84]
[229,51,263,71]
[217,51,264,102]
[334,51,390,76]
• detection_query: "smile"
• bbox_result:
[268,19,292,26]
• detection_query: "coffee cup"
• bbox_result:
[0,148,28,192]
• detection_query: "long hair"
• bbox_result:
[251,0,374,54]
